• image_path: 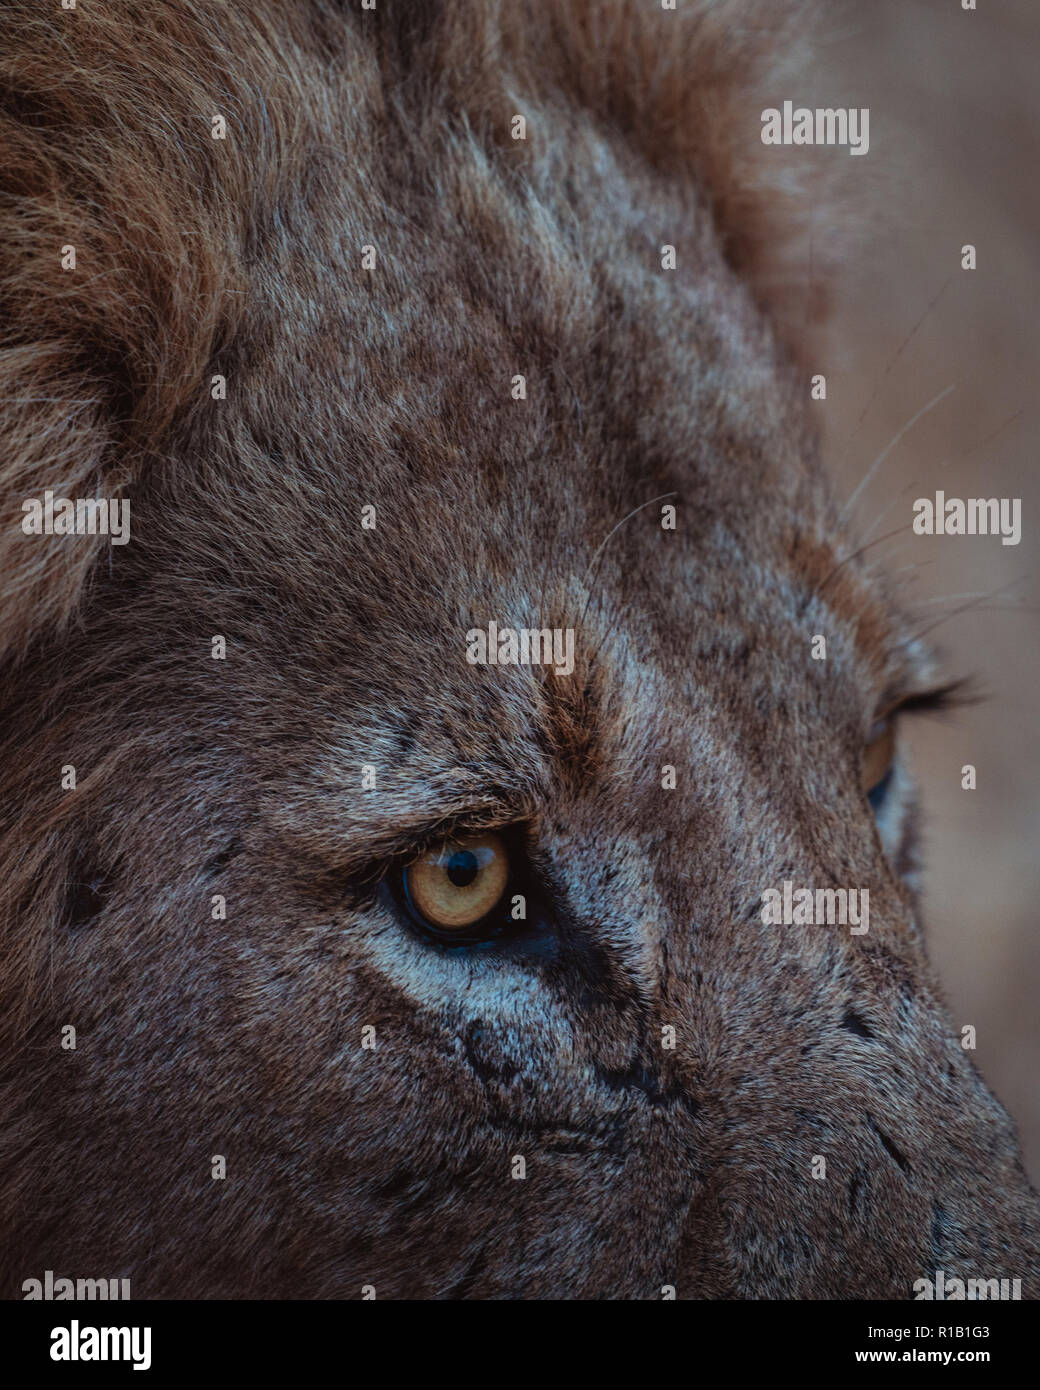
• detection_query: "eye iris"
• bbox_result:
[861,718,896,804]
[403,832,510,933]
[868,766,894,813]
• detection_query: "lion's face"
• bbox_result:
[2,0,1038,1299]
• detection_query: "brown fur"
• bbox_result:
[1,0,1037,1299]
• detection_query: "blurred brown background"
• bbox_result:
[798,1,1039,1179]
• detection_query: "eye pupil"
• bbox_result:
[446,850,479,888]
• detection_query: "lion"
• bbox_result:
[1,0,1037,1298]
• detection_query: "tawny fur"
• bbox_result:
[1,0,1037,1299]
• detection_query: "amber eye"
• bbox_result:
[402,832,510,934]
[861,717,897,809]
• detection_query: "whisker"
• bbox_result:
[842,383,956,521]
[579,491,677,628]
[888,559,935,581]
[808,524,909,607]
[860,477,926,546]
[834,275,952,472]
[948,405,1026,461]
[909,590,1024,609]
[857,402,1026,545]
[909,583,1027,640]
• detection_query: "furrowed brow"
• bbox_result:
[264,750,540,877]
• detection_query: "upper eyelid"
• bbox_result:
[284,791,526,884]
[370,816,528,881]
[360,825,466,884]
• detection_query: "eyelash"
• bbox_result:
[868,679,973,810]
[884,678,975,719]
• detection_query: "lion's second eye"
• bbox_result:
[402,832,510,934]
[861,718,896,810]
